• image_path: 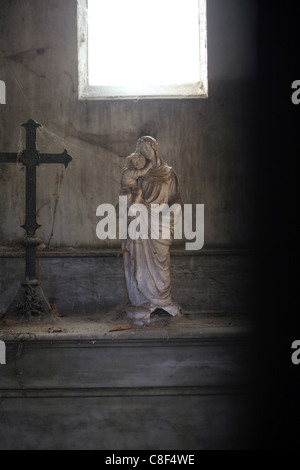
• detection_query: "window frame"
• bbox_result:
[77,0,208,100]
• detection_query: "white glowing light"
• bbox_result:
[88,0,200,87]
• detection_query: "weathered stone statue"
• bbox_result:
[120,136,183,323]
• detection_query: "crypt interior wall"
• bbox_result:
[0,2,258,450]
[0,0,257,249]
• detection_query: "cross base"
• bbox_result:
[6,279,54,322]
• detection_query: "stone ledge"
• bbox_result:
[0,247,253,258]
[0,330,253,393]
[0,385,252,399]
[1,328,253,343]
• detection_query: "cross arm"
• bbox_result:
[0,153,18,163]
[39,150,72,168]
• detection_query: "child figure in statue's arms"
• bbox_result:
[120,152,153,204]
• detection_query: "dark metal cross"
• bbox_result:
[0,119,72,320]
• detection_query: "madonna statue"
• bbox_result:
[120,136,183,321]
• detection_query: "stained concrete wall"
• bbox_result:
[0,0,257,249]
[0,251,253,314]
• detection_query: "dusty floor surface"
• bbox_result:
[0,306,253,341]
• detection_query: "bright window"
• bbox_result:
[77,0,208,99]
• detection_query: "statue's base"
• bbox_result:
[6,279,54,322]
[126,307,152,325]
[126,305,182,326]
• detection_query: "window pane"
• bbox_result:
[88,0,200,87]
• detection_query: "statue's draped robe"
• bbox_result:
[122,161,182,316]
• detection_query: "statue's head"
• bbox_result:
[136,136,161,167]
